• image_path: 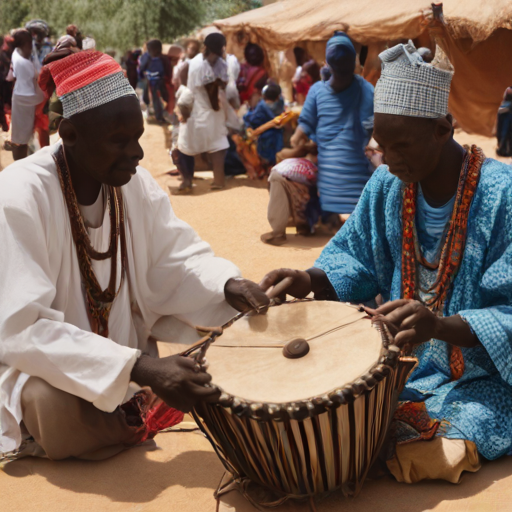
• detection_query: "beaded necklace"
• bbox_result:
[401,145,484,380]
[53,144,127,338]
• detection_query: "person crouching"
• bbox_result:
[261,141,320,246]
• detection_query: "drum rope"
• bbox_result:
[191,409,239,476]
[178,299,374,358]
[214,471,320,511]
[209,316,372,349]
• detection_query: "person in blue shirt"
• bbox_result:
[291,32,374,230]
[244,83,285,172]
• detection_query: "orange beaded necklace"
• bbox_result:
[401,145,485,379]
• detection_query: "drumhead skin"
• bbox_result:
[206,301,383,404]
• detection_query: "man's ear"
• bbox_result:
[434,114,453,142]
[58,119,78,147]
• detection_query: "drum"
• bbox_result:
[188,300,417,500]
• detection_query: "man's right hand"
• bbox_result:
[131,354,220,412]
[259,268,312,301]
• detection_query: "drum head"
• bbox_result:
[207,301,383,404]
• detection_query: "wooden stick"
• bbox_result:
[266,276,294,299]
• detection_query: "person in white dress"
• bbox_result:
[10,29,45,161]
[178,33,231,190]
[0,49,269,462]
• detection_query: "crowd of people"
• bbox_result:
[0,23,383,244]
[2,22,511,246]
[2,15,512,498]
[0,21,93,163]
[107,30,382,244]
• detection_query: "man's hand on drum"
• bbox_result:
[259,269,312,301]
[365,299,480,351]
[131,354,220,412]
[364,299,439,351]
[224,277,271,314]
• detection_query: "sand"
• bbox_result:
[1,124,511,511]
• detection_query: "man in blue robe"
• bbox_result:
[290,31,374,228]
[261,42,512,483]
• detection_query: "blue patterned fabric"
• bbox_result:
[315,159,512,460]
[416,184,455,262]
[298,76,374,214]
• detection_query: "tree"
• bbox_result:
[84,0,206,50]
[0,0,262,51]
[0,0,30,35]
[203,0,263,21]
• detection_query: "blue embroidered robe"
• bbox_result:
[315,159,512,460]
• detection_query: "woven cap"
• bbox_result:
[39,50,136,118]
[374,41,453,119]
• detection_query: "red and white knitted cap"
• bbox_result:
[39,50,136,118]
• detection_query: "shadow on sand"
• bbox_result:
[218,457,512,511]
[167,172,268,198]
[5,444,512,511]
[4,443,220,504]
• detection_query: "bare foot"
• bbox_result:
[174,180,193,194]
[260,232,287,246]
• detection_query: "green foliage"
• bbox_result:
[203,0,263,21]
[87,0,206,51]
[0,1,31,34]
[0,0,262,51]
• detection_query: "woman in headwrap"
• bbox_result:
[177,32,230,191]
[237,42,268,108]
[290,31,374,227]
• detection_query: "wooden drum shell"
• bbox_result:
[194,356,416,498]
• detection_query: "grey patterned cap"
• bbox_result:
[374,41,453,119]
[60,71,136,119]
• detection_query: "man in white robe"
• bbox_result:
[0,50,269,461]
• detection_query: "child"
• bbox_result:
[244,83,285,171]
[139,39,171,123]
[174,85,195,193]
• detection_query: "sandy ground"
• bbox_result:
[1,125,512,511]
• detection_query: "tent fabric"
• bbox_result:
[215,0,512,136]
[214,0,512,47]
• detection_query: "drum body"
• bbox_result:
[192,300,416,498]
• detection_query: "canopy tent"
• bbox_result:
[214,0,512,137]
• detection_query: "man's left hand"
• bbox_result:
[225,277,270,314]
[364,299,440,350]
